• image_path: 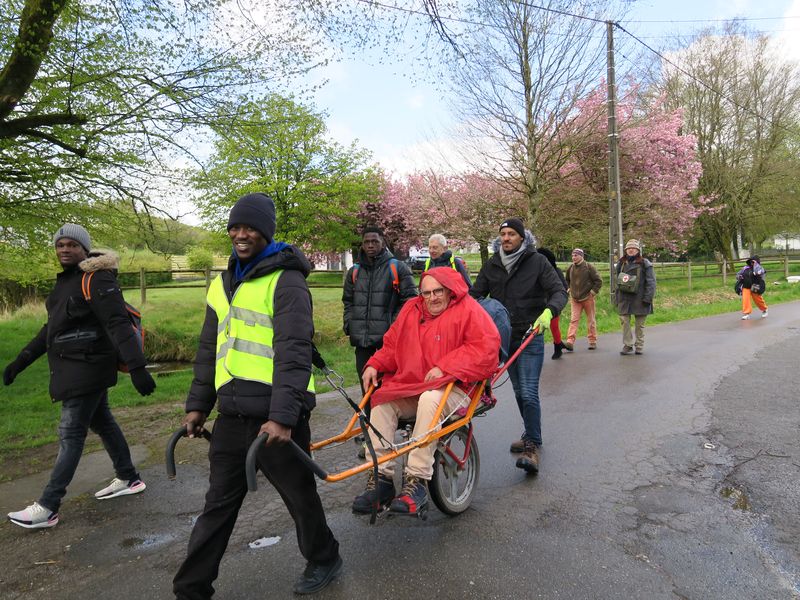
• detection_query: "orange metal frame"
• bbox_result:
[309,380,486,483]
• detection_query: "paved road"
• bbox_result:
[1,302,798,599]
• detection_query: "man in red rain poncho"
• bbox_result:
[351,267,500,516]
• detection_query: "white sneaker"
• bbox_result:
[95,477,146,500]
[7,502,59,529]
[741,314,750,320]
[761,310,768,318]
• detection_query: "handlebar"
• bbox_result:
[165,426,212,479]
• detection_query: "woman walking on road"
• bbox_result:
[615,239,656,355]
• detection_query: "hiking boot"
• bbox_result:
[741,314,750,320]
[588,342,597,350]
[95,477,146,500]
[635,348,643,355]
[293,555,343,595]
[620,345,633,355]
[551,343,563,360]
[509,436,526,453]
[7,502,59,529]
[761,310,768,318]
[562,341,574,351]
[515,441,540,474]
[352,471,395,514]
[389,474,428,515]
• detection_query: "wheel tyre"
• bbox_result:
[430,426,480,515]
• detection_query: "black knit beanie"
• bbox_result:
[499,218,525,238]
[227,193,276,241]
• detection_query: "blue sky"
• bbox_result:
[311,0,800,175]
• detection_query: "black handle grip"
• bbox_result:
[165,426,211,479]
[245,432,328,492]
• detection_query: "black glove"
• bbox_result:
[3,355,28,386]
[130,367,156,396]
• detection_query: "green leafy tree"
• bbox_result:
[196,94,380,252]
[0,0,321,280]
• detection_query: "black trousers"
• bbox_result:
[173,413,339,599]
[354,345,380,417]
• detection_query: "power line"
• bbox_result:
[614,22,797,135]
[625,15,800,24]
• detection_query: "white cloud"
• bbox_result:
[406,92,425,110]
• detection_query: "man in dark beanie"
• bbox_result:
[174,192,342,597]
[470,218,566,474]
[5,224,155,529]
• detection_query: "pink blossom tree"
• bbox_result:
[539,85,707,256]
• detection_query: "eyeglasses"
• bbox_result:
[420,287,446,299]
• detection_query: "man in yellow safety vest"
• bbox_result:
[173,193,342,598]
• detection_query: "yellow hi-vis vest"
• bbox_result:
[425,255,457,271]
[206,270,315,393]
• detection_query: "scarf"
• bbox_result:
[232,240,289,283]
[500,241,527,272]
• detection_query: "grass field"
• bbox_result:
[1,264,799,455]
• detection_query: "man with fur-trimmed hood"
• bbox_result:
[4,224,155,529]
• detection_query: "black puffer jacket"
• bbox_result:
[342,248,417,348]
[185,246,316,427]
[13,252,147,402]
[470,234,568,344]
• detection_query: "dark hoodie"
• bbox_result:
[185,245,316,426]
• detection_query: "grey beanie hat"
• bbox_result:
[53,223,91,252]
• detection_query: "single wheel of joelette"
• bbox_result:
[429,425,480,515]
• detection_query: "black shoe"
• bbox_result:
[551,343,563,360]
[293,555,343,595]
[352,471,395,514]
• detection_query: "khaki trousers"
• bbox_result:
[619,314,647,350]
[567,296,598,344]
[368,386,468,480]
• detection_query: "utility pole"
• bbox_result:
[606,21,623,295]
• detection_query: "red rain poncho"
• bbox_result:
[366,266,500,407]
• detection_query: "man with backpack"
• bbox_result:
[4,224,155,529]
[343,227,417,397]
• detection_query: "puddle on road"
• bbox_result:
[720,486,752,511]
[120,533,176,550]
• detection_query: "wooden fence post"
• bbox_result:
[687,261,692,290]
[785,256,790,279]
[722,259,727,286]
[205,267,211,290]
[140,267,146,305]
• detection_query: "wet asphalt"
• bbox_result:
[1,301,798,599]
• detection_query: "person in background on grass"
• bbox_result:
[470,218,567,474]
[737,256,768,320]
[536,248,569,360]
[173,193,341,597]
[424,233,472,288]
[4,224,155,529]
[563,248,603,353]
[615,239,656,356]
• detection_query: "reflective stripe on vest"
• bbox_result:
[206,271,315,393]
[424,255,457,271]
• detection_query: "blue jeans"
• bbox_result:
[507,333,545,446]
[39,389,138,512]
